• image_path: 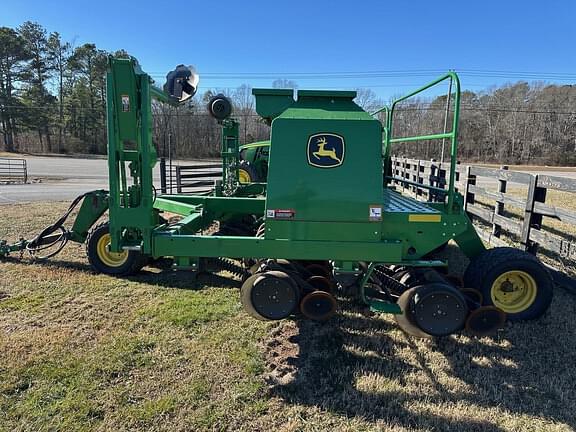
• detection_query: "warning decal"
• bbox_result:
[267,209,295,219]
[121,95,130,112]
[369,205,382,221]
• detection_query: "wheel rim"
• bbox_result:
[490,270,537,313]
[238,169,251,184]
[250,274,298,320]
[96,233,128,267]
[412,284,468,336]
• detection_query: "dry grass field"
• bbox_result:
[1,202,576,431]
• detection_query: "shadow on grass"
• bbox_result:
[6,256,241,291]
[269,298,575,431]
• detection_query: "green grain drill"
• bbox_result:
[0,57,554,337]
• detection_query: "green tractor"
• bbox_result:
[238,141,269,184]
[1,58,554,338]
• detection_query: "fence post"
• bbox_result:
[521,174,546,254]
[176,166,182,193]
[439,163,447,202]
[463,165,476,212]
[408,159,418,196]
[416,159,422,197]
[23,160,27,184]
[429,159,437,202]
[402,157,407,193]
[159,158,167,194]
[492,165,508,238]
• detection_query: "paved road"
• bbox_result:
[0,155,199,204]
[1,155,575,204]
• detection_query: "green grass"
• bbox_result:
[1,202,576,431]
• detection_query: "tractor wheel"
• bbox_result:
[463,248,553,321]
[238,160,259,184]
[86,222,145,276]
[240,271,300,320]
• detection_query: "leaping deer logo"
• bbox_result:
[313,137,342,163]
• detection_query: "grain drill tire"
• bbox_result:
[86,222,145,276]
[463,247,552,321]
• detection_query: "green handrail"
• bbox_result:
[379,72,461,212]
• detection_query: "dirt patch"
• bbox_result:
[262,321,301,385]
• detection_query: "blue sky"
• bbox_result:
[2,0,575,99]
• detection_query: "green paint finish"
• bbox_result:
[155,196,265,216]
[106,57,160,254]
[153,197,201,216]
[153,235,403,262]
[252,88,294,121]
[369,300,402,314]
[264,90,383,242]
[69,191,109,243]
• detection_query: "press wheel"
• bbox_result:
[465,306,506,336]
[394,287,432,338]
[460,288,484,307]
[411,283,469,336]
[306,275,333,293]
[240,271,299,321]
[300,291,337,321]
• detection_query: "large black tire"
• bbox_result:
[86,222,145,276]
[238,160,259,184]
[463,247,553,321]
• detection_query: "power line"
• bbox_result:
[146,68,576,80]
[4,105,576,116]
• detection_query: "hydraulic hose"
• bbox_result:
[25,191,95,260]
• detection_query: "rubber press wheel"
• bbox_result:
[240,271,300,320]
[300,291,338,321]
[463,247,553,321]
[86,222,145,276]
[411,283,469,336]
[395,287,433,339]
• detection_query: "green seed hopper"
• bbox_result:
[0,57,554,337]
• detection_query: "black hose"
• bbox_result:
[26,191,94,260]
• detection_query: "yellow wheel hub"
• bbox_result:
[490,270,537,313]
[238,169,251,184]
[96,233,128,268]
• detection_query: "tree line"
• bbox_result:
[1,21,575,164]
[390,83,576,165]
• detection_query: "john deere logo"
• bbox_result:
[307,133,345,168]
